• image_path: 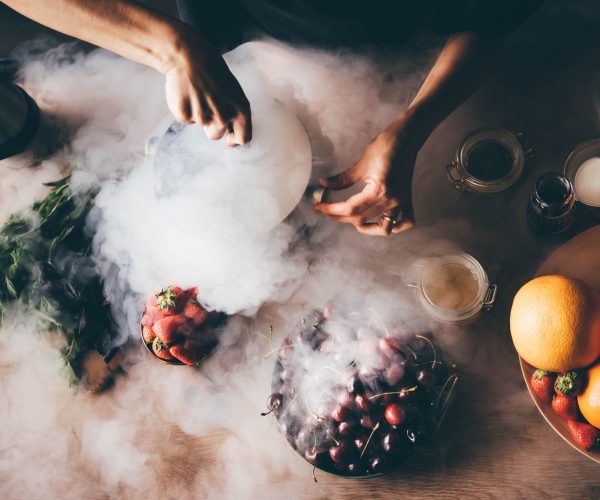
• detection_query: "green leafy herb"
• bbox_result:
[0,175,117,382]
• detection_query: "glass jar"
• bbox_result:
[447,127,533,193]
[413,253,497,324]
[527,173,576,234]
[564,139,600,218]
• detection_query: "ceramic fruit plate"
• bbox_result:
[519,225,600,464]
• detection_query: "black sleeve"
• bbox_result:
[431,0,544,39]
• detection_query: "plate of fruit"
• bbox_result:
[511,228,600,461]
[141,285,226,366]
[263,309,458,479]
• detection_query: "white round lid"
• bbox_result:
[153,99,312,233]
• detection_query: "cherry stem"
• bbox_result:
[331,436,340,446]
[369,307,389,338]
[312,466,318,483]
[324,366,342,376]
[368,386,418,400]
[264,343,297,360]
[435,373,459,413]
[415,334,437,369]
[304,397,324,422]
[404,344,418,361]
[260,409,273,417]
[360,422,380,459]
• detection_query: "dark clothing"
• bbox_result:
[177,0,543,51]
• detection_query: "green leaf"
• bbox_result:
[5,277,17,299]
[42,175,71,188]
[1,215,31,237]
[155,286,177,311]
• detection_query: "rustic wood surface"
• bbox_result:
[1,1,600,499]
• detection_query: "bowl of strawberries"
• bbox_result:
[141,285,225,366]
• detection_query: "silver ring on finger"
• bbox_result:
[381,212,403,226]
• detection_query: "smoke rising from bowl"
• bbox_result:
[0,35,495,498]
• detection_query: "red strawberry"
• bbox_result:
[153,315,188,344]
[567,420,599,451]
[555,371,581,396]
[551,393,579,420]
[170,340,206,366]
[152,337,174,361]
[148,286,186,313]
[142,326,155,344]
[531,370,555,404]
[183,299,209,326]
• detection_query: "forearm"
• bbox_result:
[391,32,498,146]
[2,0,196,73]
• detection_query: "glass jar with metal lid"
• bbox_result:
[411,253,497,324]
[447,127,533,194]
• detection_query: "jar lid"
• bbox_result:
[447,127,532,194]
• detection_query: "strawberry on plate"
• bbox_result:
[153,314,189,344]
[554,371,581,396]
[531,370,556,404]
[552,393,579,420]
[567,420,599,451]
[152,337,174,361]
[170,340,206,366]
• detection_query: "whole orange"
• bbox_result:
[510,275,600,372]
[578,363,600,428]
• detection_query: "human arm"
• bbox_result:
[313,32,498,235]
[1,0,251,145]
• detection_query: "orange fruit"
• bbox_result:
[510,275,600,372]
[578,363,600,428]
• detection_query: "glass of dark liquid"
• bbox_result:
[527,173,575,234]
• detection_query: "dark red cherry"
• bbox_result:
[355,394,370,412]
[347,463,363,474]
[331,403,355,422]
[360,415,375,429]
[381,431,403,455]
[384,363,406,386]
[384,403,406,427]
[370,455,387,474]
[379,337,403,358]
[305,446,328,466]
[329,440,358,465]
[347,375,365,395]
[338,420,359,437]
[265,393,283,413]
[294,428,313,451]
[417,368,438,388]
[354,435,368,451]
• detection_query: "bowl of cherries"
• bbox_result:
[141,285,225,366]
[264,309,458,478]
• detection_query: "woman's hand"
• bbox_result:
[164,33,252,147]
[313,33,497,235]
[313,112,423,236]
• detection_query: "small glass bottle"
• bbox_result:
[527,173,576,234]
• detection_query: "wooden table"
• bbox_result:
[1,2,600,499]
